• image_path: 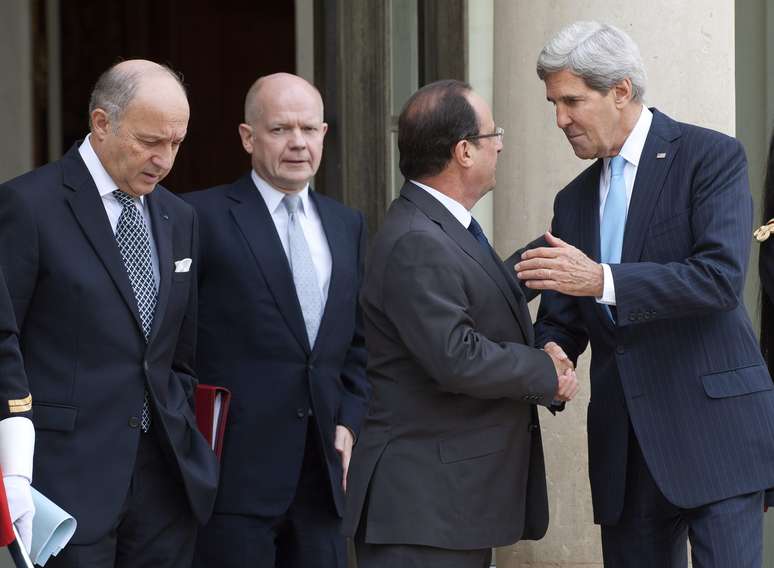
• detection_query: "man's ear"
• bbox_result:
[238,123,254,154]
[452,139,474,169]
[613,78,633,108]
[90,109,111,141]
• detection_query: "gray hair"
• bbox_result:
[536,21,647,102]
[88,63,186,128]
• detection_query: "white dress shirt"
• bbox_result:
[251,171,332,302]
[78,135,160,288]
[410,180,473,228]
[597,105,653,305]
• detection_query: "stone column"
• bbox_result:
[0,0,33,182]
[491,2,736,566]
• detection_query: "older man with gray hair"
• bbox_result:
[515,21,774,567]
[0,59,218,567]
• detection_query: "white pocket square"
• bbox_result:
[174,258,192,273]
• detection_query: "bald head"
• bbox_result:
[244,73,323,125]
[88,59,187,128]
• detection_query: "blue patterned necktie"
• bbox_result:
[283,194,323,348]
[113,189,157,432]
[600,155,627,264]
[467,217,491,252]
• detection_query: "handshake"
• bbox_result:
[544,341,579,402]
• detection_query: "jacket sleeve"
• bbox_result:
[381,231,557,406]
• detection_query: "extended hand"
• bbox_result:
[516,232,604,297]
[334,425,354,493]
[4,475,34,552]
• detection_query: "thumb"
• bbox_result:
[545,231,569,248]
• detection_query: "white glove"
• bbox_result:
[4,474,34,552]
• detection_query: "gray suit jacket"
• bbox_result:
[342,182,557,550]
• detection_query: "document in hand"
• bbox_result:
[29,487,77,566]
[195,385,232,460]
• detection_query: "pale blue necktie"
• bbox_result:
[600,155,627,265]
[600,155,627,321]
[283,194,323,348]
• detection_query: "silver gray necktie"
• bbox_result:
[283,194,323,348]
[113,189,157,432]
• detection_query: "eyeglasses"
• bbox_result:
[463,126,504,141]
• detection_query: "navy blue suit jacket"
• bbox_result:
[0,267,30,420]
[535,109,774,524]
[184,175,369,518]
[0,146,219,543]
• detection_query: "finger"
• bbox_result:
[524,280,561,291]
[544,231,571,248]
[520,246,568,261]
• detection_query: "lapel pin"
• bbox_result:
[656,152,666,159]
[162,213,169,220]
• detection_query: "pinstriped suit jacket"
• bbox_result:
[535,109,774,524]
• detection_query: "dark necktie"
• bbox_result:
[467,217,491,252]
[113,189,157,432]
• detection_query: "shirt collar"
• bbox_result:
[78,134,145,205]
[251,170,311,215]
[603,105,653,172]
[410,180,472,228]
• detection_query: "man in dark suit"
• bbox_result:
[515,21,774,568]
[0,59,218,567]
[187,73,370,568]
[342,80,578,568]
[0,267,34,552]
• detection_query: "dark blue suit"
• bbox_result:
[0,146,219,563]
[185,174,369,566]
[535,110,774,565]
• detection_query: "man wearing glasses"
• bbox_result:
[343,79,577,568]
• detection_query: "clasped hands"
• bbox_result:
[545,341,579,402]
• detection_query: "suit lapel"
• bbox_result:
[310,192,342,354]
[62,147,145,336]
[146,192,172,344]
[227,175,311,353]
[401,183,532,342]
[621,109,680,263]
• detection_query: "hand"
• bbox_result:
[544,342,579,401]
[4,475,34,552]
[554,367,579,402]
[334,425,354,493]
[544,341,574,376]
[515,232,604,297]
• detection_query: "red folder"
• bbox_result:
[195,385,232,460]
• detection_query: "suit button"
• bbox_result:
[628,314,635,322]
[616,345,625,354]
[296,408,306,419]
[307,364,314,372]
[143,361,149,372]
[129,416,140,428]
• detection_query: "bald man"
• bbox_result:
[0,60,218,567]
[185,73,369,567]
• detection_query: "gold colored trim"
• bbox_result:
[754,219,774,242]
[8,394,32,414]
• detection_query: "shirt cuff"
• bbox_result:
[596,263,617,305]
[0,417,34,481]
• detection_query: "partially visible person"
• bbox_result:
[517,21,774,568]
[0,59,218,568]
[187,73,369,568]
[757,129,774,384]
[0,267,33,552]
[343,79,577,568]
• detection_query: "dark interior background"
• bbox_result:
[58,1,296,193]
